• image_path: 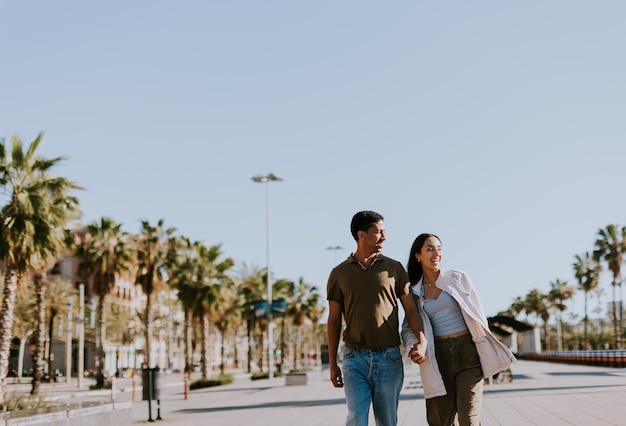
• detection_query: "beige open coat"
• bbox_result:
[401,269,516,399]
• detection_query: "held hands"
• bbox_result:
[408,341,427,364]
[329,364,343,388]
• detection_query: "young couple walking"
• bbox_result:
[326,210,515,426]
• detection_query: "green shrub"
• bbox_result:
[250,371,283,380]
[89,380,112,390]
[287,368,311,374]
[2,392,49,411]
[189,374,234,390]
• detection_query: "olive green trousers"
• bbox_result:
[426,333,484,426]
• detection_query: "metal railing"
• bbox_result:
[518,350,626,368]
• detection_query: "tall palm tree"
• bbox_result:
[29,198,80,395]
[76,217,134,388]
[209,273,241,375]
[134,219,175,369]
[507,296,526,320]
[286,277,319,370]
[548,279,574,351]
[170,237,198,374]
[525,289,550,350]
[307,299,325,366]
[593,224,626,349]
[195,243,233,378]
[44,277,76,382]
[267,277,291,372]
[30,256,58,395]
[573,252,601,349]
[0,133,81,400]
[11,285,36,383]
[238,263,268,372]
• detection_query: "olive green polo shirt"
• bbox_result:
[327,254,411,350]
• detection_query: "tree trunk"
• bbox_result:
[47,312,56,382]
[258,328,265,373]
[556,311,563,352]
[95,294,106,388]
[618,282,623,349]
[220,331,226,375]
[184,310,192,374]
[612,283,620,349]
[280,319,286,372]
[234,327,240,369]
[293,329,298,369]
[0,269,20,401]
[144,291,153,368]
[247,318,253,373]
[583,291,590,350]
[17,329,34,383]
[200,313,209,379]
[31,272,47,395]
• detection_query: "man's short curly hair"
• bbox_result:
[350,211,384,241]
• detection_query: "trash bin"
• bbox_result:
[321,344,329,365]
[142,367,165,400]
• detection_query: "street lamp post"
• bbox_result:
[252,173,283,380]
[66,299,73,385]
[326,245,344,264]
[78,283,85,389]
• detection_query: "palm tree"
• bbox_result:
[307,301,325,365]
[76,217,134,388]
[181,241,213,378]
[134,219,175,369]
[573,252,601,349]
[593,287,608,344]
[0,133,81,399]
[11,286,36,383]
[44,277,76,382]
[170,240,233,378]
[31,256,58,395]
[269,277,291,372]
[170,237,198,375]
[195,244,233,378]
[286,277,319,370]
[525,289,550,350]
[507,296,526,319]
[548,279,574,351]
[26,188,80,396]
[238,263,267,373]
[209,273,241,375]
[593,224,626,349]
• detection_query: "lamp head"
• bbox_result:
[252,173,284,183]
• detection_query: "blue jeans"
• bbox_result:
[342,347,404,426]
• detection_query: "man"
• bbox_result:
[327,210,427,425]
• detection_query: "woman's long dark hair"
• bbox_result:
[406,233,440,285]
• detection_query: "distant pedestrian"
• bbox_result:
[327,210,426,425]
[402,233,515,426]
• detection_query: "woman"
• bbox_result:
[402,233,515,426]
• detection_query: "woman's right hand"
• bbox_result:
[408,341,427,364]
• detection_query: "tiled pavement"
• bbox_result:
[14,359,626,425]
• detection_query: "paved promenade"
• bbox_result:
[12,359,626,425]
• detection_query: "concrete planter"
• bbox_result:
[3,401,132,426]
[285,373,307,386]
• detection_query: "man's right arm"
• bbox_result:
[327,300,343,387]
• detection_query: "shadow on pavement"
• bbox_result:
[173,397,347,414]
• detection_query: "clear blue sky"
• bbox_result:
[2,1,625,321]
